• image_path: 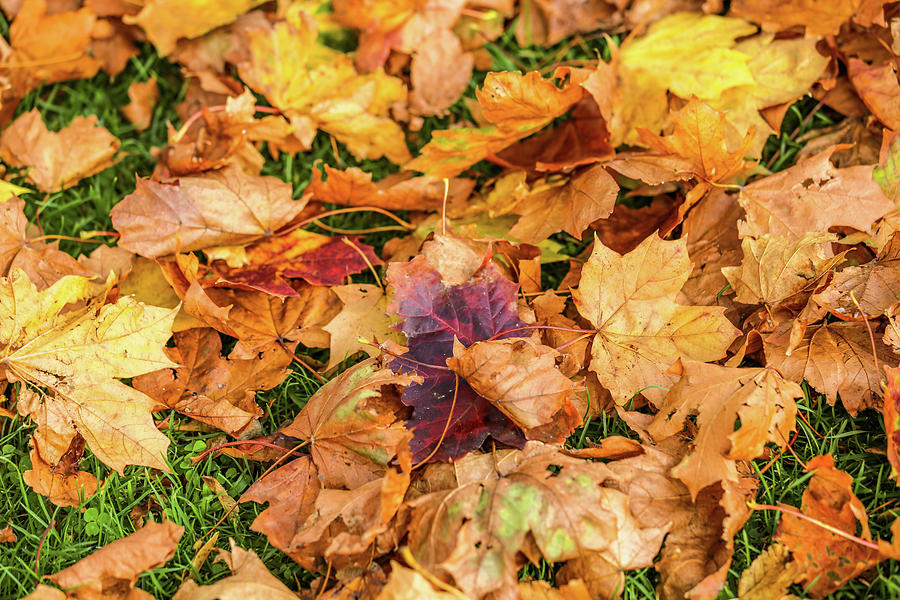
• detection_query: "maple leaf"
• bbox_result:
[404,444,671,600]
[241,455,409,572]
[23,441,98,508]
[111,166,306,258]
[722,233,843,307]
[847,58,900,132]
[171,540,298,600]
[124,0,268,55]
[409,28,474,117]
[0,110,120,192]
[159,254,338,357]
[484,165,619,245]
[279,359,414,489]
[1,269,177,473]
[730,0,859,37]
[446,337,580,438]
[386,251,529,462]
[776,455,883,598]
[213,229,382,296]
[237,6,411,164]
[735,543,803,600]
[805,232,900,319]
[323,284,402,370]
[604,13,756,146]
[645,361,801,499]
[764,320,897,415]
[638,98,754,209]
[0,0,101,119]
[406,70,585,178]
[25,521,183,599]
[0,198,93,289]
[308,163,474,212]
[572,234,740,405]
[121,79,158,132]
[874,137,900,202]
[132,328,292,436]
[737,147,894,240]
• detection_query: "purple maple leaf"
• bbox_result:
[387,256,527,462]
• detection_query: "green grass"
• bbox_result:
[0,17,898,600]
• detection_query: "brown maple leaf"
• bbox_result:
[764,320,897,414]
[26,521,183,599]
[0,198,93,289]
[111,166,306,258]
[132,328,293,436]
[645,361,801,499]
[0,110,120,191]
[776,454,883,598]
[737,147,894,241]
[279,358,415,489]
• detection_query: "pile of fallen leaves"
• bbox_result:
[5,0,900,598]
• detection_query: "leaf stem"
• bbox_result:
[747,501,881,551]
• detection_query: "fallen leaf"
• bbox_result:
[132,328,292,436]
[0,0,101,119]
[722,233,842,307]
[406,70,584,178]
[806,232,900,319]
[408,28,473,116]
[646,361,801,499]
[764,320,896,414]
[738,147,894,241]
[278,359,414,489]
[446,336,579,436]
[0,110,119,191]
[735,543,802,600]
[238,6,411,163]
[405,443,671,600]
[2,269,176,473]
[0,524,15,543]
[323,284,402,369]
[848,58,900,131]
[0,198,93,289]
[573,234,740,404]
[309,164,473,212]
[730,0,859,36]
[121,79,158,131]
[37,521,183,599]
[213,229,382,296]
[23,443,98,508]
[172,539,298,599]
[776,455,883,598]
[124,0,268,55]
[387,249,529,462]
[111,166,306,258]
[376,562,465,600]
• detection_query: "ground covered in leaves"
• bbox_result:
[3,1,900,599]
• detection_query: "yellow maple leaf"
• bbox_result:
[573,234,740,404]
[238,6,410,164]
[609,13,756,145]
[124,0,269,55]
[0,269,177,473]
